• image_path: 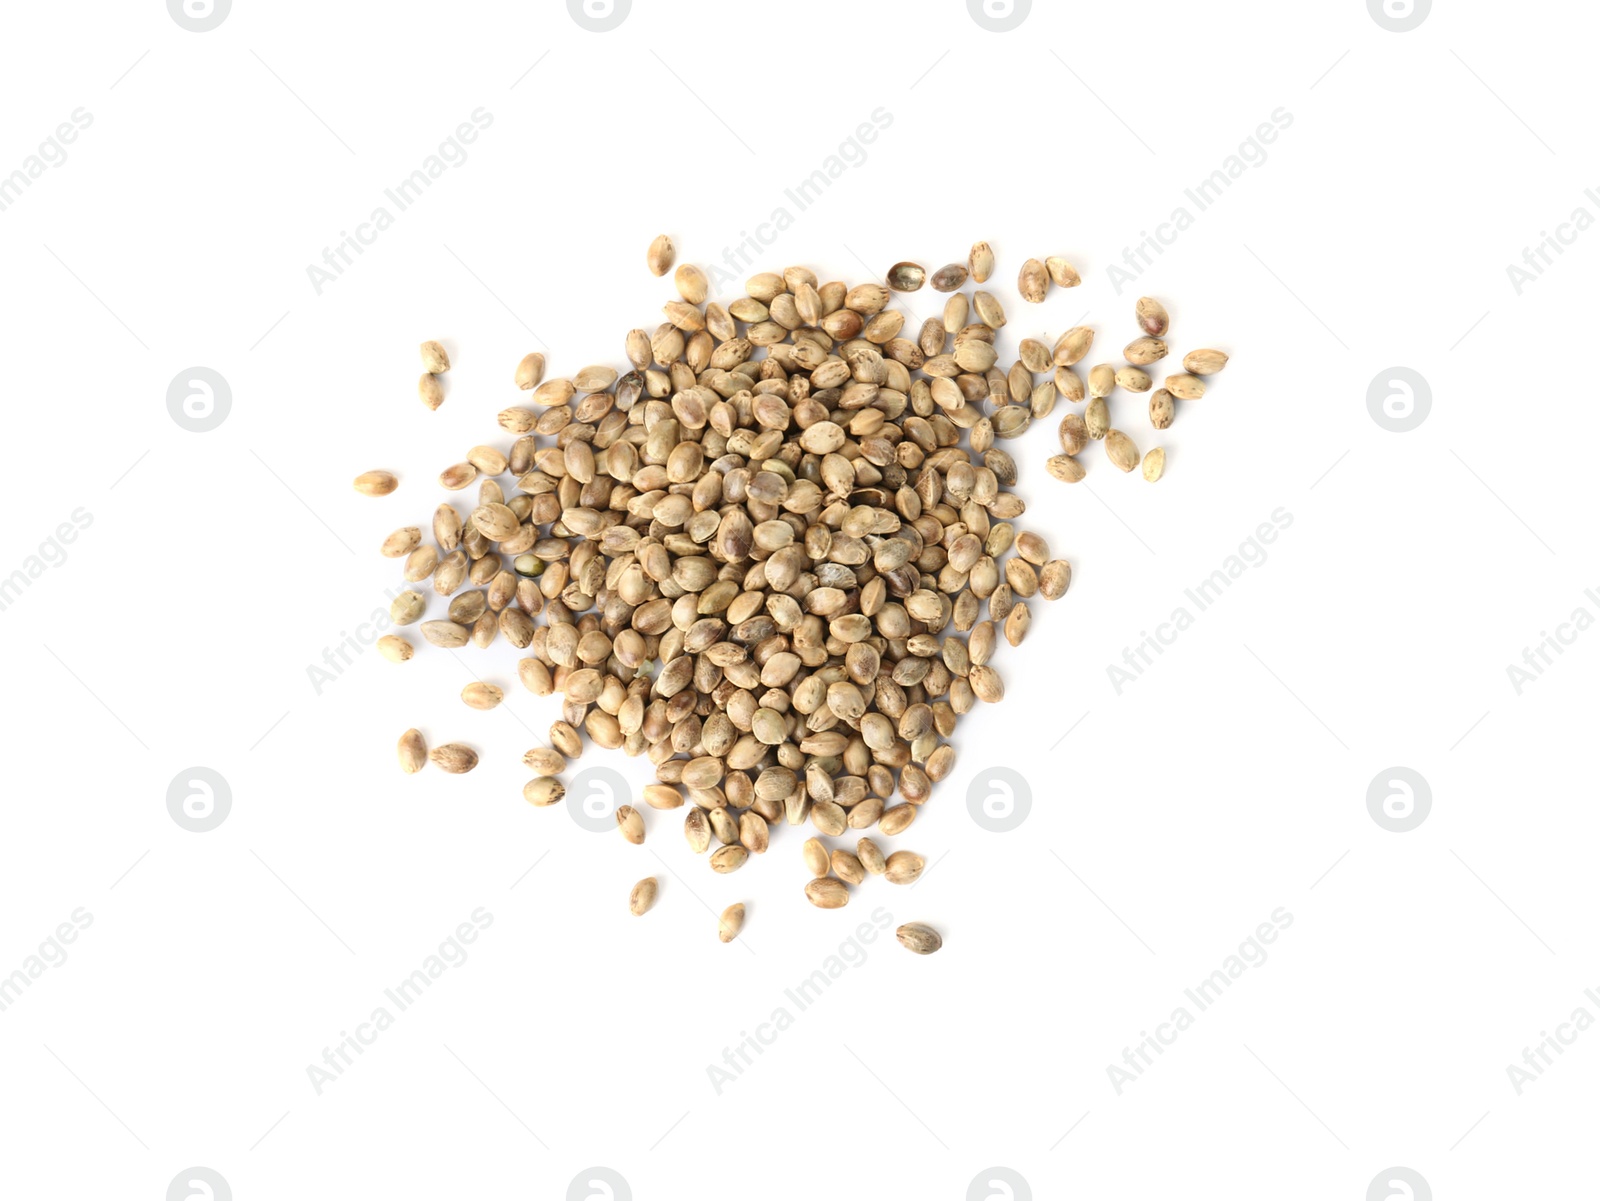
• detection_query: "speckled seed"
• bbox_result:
[1059,412,1088,455]
[684,807,711,853]
[378,635,413,662]
[969,665,1004,703]
[515,352,545,390]
[354,470,398,497]
[1149,388,1175,429]
[629,877,658,916]
[523,777,565,807]
[523,747,565,776]
[1124,336,1168,365]
[381,527,421,557]
[973,290,1006,329]
[1115,366,1152,393]
[1165,373,1206,400]
[1045,257,1081,288]
[1135,296,1169,336]
[1184,349,1229,375]
[1142,447,1166,482]
[429,743,477,773]
[831,849,866,885]
[930,263,969,291]
[1018,258,1048,303]
[647,234,674,276]
[803,837,830,878]
[887,262,926,292]
[805,878,850,909]
[1039,560,1072,600]
[420,341,450,373]
[1085,397,1109,439]
[710,845,749,873]
[616,805,645,844]
[1105,430,1139,472]
[896,923,943,954]
[968,241,995,283]
[718,903,745,942]
[857,838,887,875]
[462,682,503,710]
[884,851,926,885]
[398,729,426,774]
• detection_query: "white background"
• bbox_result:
[1,1,1594,1198]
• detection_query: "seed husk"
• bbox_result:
[1149,388,1175,430]
[419,374,444,411]
[1018,258,1049,303]
[355,470,398,497]
[1124,336,1168,366]
[647,234,674,277]
[718,902,745,942]
[684,807,711,853]
[968,241,995,283]
[1183,349,1229,375]
[1105,429,1139,472]
[857,838,887,875]
[887,262,926,292]
[1059,412,1088,455]
[831,849,866,885]
[630,877,658,916]
[1045,257,1081,288]
[523,777,565,806]
[1088,364,1116,399]
[710,845,749,873]
[802,837,830,877]
[514,352,546,390]
[1115,366,1152,393]
[675,264,709,305]
[523,747,565,776]
[398,728,427,773]
[1135,296,1169,336]
[884,850,926,885]
[1053,326,1093,367]
[378,634,414,662]
[429,743,477,773]
[616,805,645,845]
[462,682,503,710]
[420,341,450,374]
[1142,447,1166,482]
[805,878,850,909]
[1165,373,1206,400]
[1085,397,1109,439]
[1039,560,1072,600]
[930,263,969,291]
[381,526,421,557]
[896,922,942,954]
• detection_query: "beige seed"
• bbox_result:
[429,743,477,774]
[1115,366,1152,393]
[1018,258,1049,303]
[421,620,469,648]
[1039,560,1072,600]
[616,805,645,845]
[439,462,478,491]
[802,837,830,878]
[710,845,749,873]
[1105,429,1139,472]
[390,591,425,625]
[1054,326,1094,367]
[630,877,658,916]
[514,352,545,390]
[896,923,943,955]
[461,682,503,710]
[831,849,866,885]
[1165,373,1206,400]
[381,526,421,558]
[354,470,398,497]
[420,340,450,374]
[884,851,926,885]
[419,374,444,411]
[1124,336,1168,366]
[642,784,684,810]
[969,665,1004,703]
[1045,256,1081,288]
[805,878,850,909]
[973,290,1006,329]
[1142,447,1166,482]
[857,838,887,875]
[398,728,426,774]
[879,805,916,836]
[718,903,745,942]
[968,240,995,283]
[684,807,711,854]
[1149,388,1175,430]
[930,263,969,291]
[1059,412,1088,455]
[675,264,709,304]
[378,634,413,662]
[1088,363,1116,399]
[522,777,564,807]
[1135,296,1169,336]
[1085,397,1109,439]
[523,747,565,776]
[647,234,674,276]
[1183,348,1229,375]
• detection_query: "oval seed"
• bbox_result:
[718,903,745,942]
[616,805,645,845]
[805,878,850,909]
[896,923,943,954]
[630,877,658,916]
[398,728,426,774]
[1142,447,1166,482]
[354,470,398,497]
